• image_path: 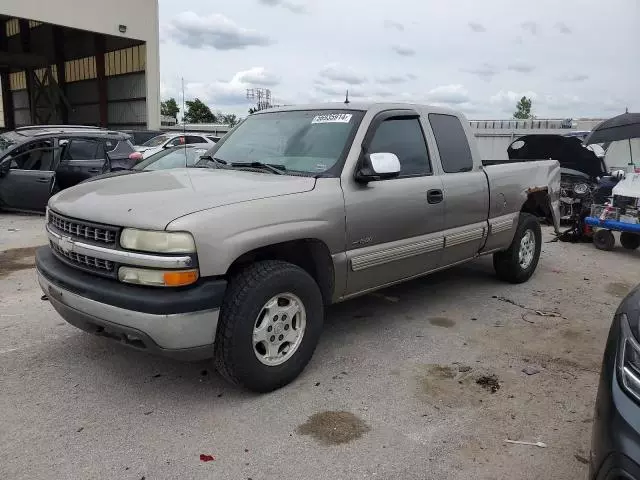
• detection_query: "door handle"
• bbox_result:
[36,177,51,183]
[87,169,101,173]
[427,189,444,204]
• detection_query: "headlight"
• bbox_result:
[573,183,590,195]
[120,228,196,253]
[118,266,199,287]
[618,313,640,401]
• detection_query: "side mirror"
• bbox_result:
[355,152,401,183]
[0,160,9,177]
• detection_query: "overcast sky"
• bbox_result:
[158,0,639,119]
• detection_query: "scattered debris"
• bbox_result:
[41,294,49,301]
[504,439,547,448]
[76,427,84,433]
[152,373,162,378]
[471,317,478,321]
[429,317,456,328]
[494,295,564,318]
[143,410,154,416]
[200,370,208,376]
[244,448,249,453]
[522,366,541,376]
[458,365,472,373]
[217,393,223,398]
[199,454,215,462]
[7,228,19,232]
[314,382,321,387]
[476,375,500,393]
[574,454,589,464]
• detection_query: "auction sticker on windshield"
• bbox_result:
[311,113,352,124]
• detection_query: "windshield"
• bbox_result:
[133,147,208,171]
[142,134,172,147]
[210,110,364,175]
[0,131,21,154]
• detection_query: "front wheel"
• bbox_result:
[593,229,615,251]
[493,213,542,284]
[214,260,324,392]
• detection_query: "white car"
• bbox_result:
[135,133,218,159]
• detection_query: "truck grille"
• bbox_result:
[50,241,115,274]
[49,210,118,245]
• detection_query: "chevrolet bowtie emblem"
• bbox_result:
[58,236,74,254]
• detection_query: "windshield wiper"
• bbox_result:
[231,161,286,175]
[194,155,228,168]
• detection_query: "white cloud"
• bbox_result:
[559,73,589,82]
[318,63,366,84]
[233,67,280,86]
[392,44,416,56]
[376,75,412,84]
[258,0,307,14]
[427,84,470,105]
[163,11,272,50]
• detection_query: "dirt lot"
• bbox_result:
[1,212,639,480]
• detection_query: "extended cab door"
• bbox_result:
[55,138,109,190]
[426,113,490,266]
[0,140,56,212]
[342,111,445,295]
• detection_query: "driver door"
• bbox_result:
[0,140,55,212]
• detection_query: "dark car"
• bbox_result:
[590,284,640,479]
[0,125,135,213]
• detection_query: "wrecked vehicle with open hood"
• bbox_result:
[508,134,608,223]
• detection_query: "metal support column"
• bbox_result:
[94,35,108,127]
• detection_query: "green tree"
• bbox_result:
[221,113,238,127]
[513,96,533,119]
[160,98,180,120]
[248,107,257,114]
[183,98,217,124]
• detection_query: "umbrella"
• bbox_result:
[585,111,640,169]
[584,111,640,145]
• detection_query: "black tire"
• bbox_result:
[214,260,324,393]
[593,229,615,251]
[620,232,640,250]
[493,213,542,284]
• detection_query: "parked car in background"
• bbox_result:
[135,132,217,159]
[121,129,165,146]
[590,284,640,480]
[0,125,134,213]
[81,144,210,183]
[37,103,561,393]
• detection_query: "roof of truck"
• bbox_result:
[253,102,463,117]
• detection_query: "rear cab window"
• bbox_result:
[428,113,474,173]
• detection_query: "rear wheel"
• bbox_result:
[493,213,542,284]
[214,260,323,392]
[620,232,640,250]
[593,229,615,251]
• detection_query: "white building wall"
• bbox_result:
[2,0,161,129]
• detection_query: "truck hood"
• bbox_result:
[508,134,607,179]
[49,168,317,230]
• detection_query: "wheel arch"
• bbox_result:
[226,238,335,305]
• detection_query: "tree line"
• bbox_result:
[161,98,239,126]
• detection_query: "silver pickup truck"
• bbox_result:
[36,103,560,392]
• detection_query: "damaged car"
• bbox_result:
[508,134,609,224]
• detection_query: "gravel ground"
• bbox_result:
[1,212,639,480]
